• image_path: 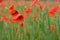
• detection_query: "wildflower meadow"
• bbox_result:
[0,0,60,40]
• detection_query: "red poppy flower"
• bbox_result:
[11,13,20,20]
[32,0,39,6]
[9,3,15,10]
[24,7,32,14]
[39,4,45,10]
[50,24,54,32]
[0,0,4,7]
[1,14,9,23]
[23,7,32,18]
[0,2,5,7]
[12,14,24,23]
[9,10,19,16]
[48,6,59,17]
[48,10,55,17]
[54,6,59,12]
[0,0,4,3]
[50,6,59,12]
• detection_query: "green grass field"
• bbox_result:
[0,1,60,40]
